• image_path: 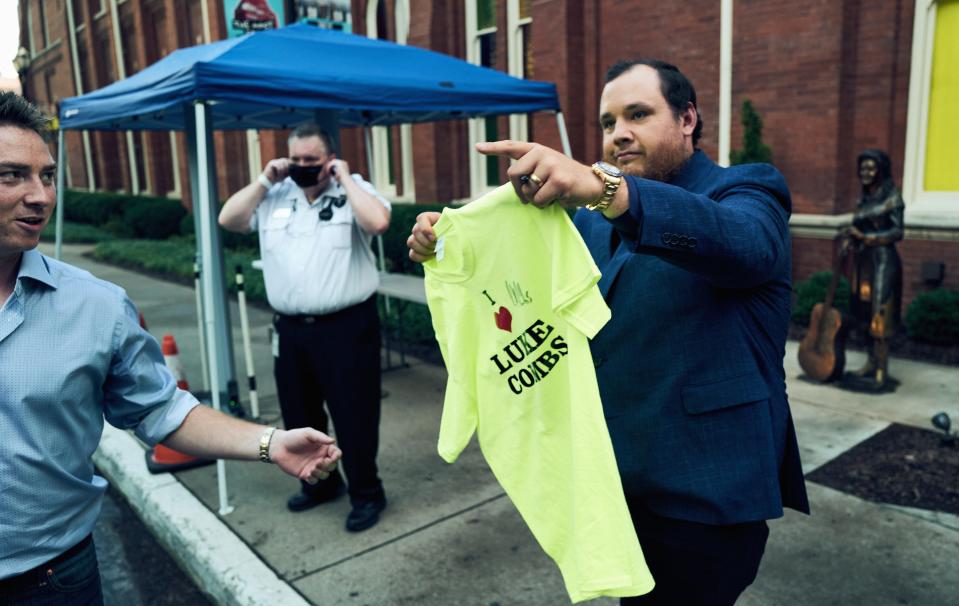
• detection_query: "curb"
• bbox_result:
[93,424,308,606]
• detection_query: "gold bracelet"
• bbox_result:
[258,427,277,463]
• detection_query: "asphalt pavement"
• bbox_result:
[94,482,212,606]
[42,242,959,606]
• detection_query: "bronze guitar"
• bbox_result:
[798,240,850,381]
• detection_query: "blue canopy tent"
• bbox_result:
[59,23,563,130]
[56,23,569,514]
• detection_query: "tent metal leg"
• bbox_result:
[194,101,234,517]
[185,105,241,420]
[54,129,66,260]
[556,111,572,158]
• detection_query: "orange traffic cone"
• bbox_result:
[161,334,189,390]
[145,333,214,474]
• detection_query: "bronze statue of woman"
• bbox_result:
[844,149,904,390]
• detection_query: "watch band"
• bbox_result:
[585,164,622,212]
[257,174,274,190]
[258,426,277,463]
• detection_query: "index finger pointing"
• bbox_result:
[476,140,535,160]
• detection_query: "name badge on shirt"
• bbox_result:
[272,207,292,220]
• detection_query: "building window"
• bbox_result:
[903,0,959,225]
[72,0,86,28]
[43,71,55,115]
[365,0,415,200]
[467,0,532,196]
[507,0,532,144]
[37,0,49,49]
[466,0,500,196]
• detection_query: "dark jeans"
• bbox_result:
[621,505,769,606]
[274,296,385,506]
[0,535,103,606]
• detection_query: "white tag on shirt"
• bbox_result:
[272,207,292,220]
[271,329,280,358]
[435,235,445,262]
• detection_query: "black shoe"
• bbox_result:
[345,498,387,532]
[286,482,345,513]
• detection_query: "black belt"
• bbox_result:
[0,534,93,591]
[275,312,325,324]
[274,296,375,324]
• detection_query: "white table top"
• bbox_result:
[377,272,427,305]
[250,261,426,305]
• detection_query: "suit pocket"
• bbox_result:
[681,374,769,414]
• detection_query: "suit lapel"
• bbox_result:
[598,239,630,298]
[585,219,630,298]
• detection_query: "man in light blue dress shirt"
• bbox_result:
[0,93,343,605]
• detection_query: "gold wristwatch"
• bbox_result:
[586,161,624,212]
[259,427,277,463]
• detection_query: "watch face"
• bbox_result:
[594,161,624,177]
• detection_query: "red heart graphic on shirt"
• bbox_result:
[494,306,512,332]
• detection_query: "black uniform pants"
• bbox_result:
[273,296,384,505]
[621,503,769,606]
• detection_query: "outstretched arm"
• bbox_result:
[163,405,341,484]
[475,140,630,217]
[406,139,629,263]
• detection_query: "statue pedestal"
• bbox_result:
[840,372,899,394]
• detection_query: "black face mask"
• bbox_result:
[288,163,324,188]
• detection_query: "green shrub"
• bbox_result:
[905,288,959,345]
[91,237,268,305]
[180,213,261,252]
[62,189,188,240]
[730,100,773,166]
[379,296,436,345]
[220,228,260,253]
[792,271,851,326]
[63,190,127,226]
[40,220,117,244]
[223,251,267,303]
[380,202,449,275]
[122,196,187,239]
[91,238,197,280]
[179,213,199,237]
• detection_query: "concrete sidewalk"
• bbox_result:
[45,243,959,605]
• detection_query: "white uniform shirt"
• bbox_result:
[251,175,391,315]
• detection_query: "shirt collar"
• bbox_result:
[17,248,58,290]
[668,149,711,191]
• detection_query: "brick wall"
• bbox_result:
[899,239,959,310]
[734,0,845,214]
[793,235,959,313]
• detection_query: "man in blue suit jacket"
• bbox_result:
[409,59,809,605]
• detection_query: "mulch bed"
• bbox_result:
[807,423,959,516]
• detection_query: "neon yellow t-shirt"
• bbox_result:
[424,185,654,603]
